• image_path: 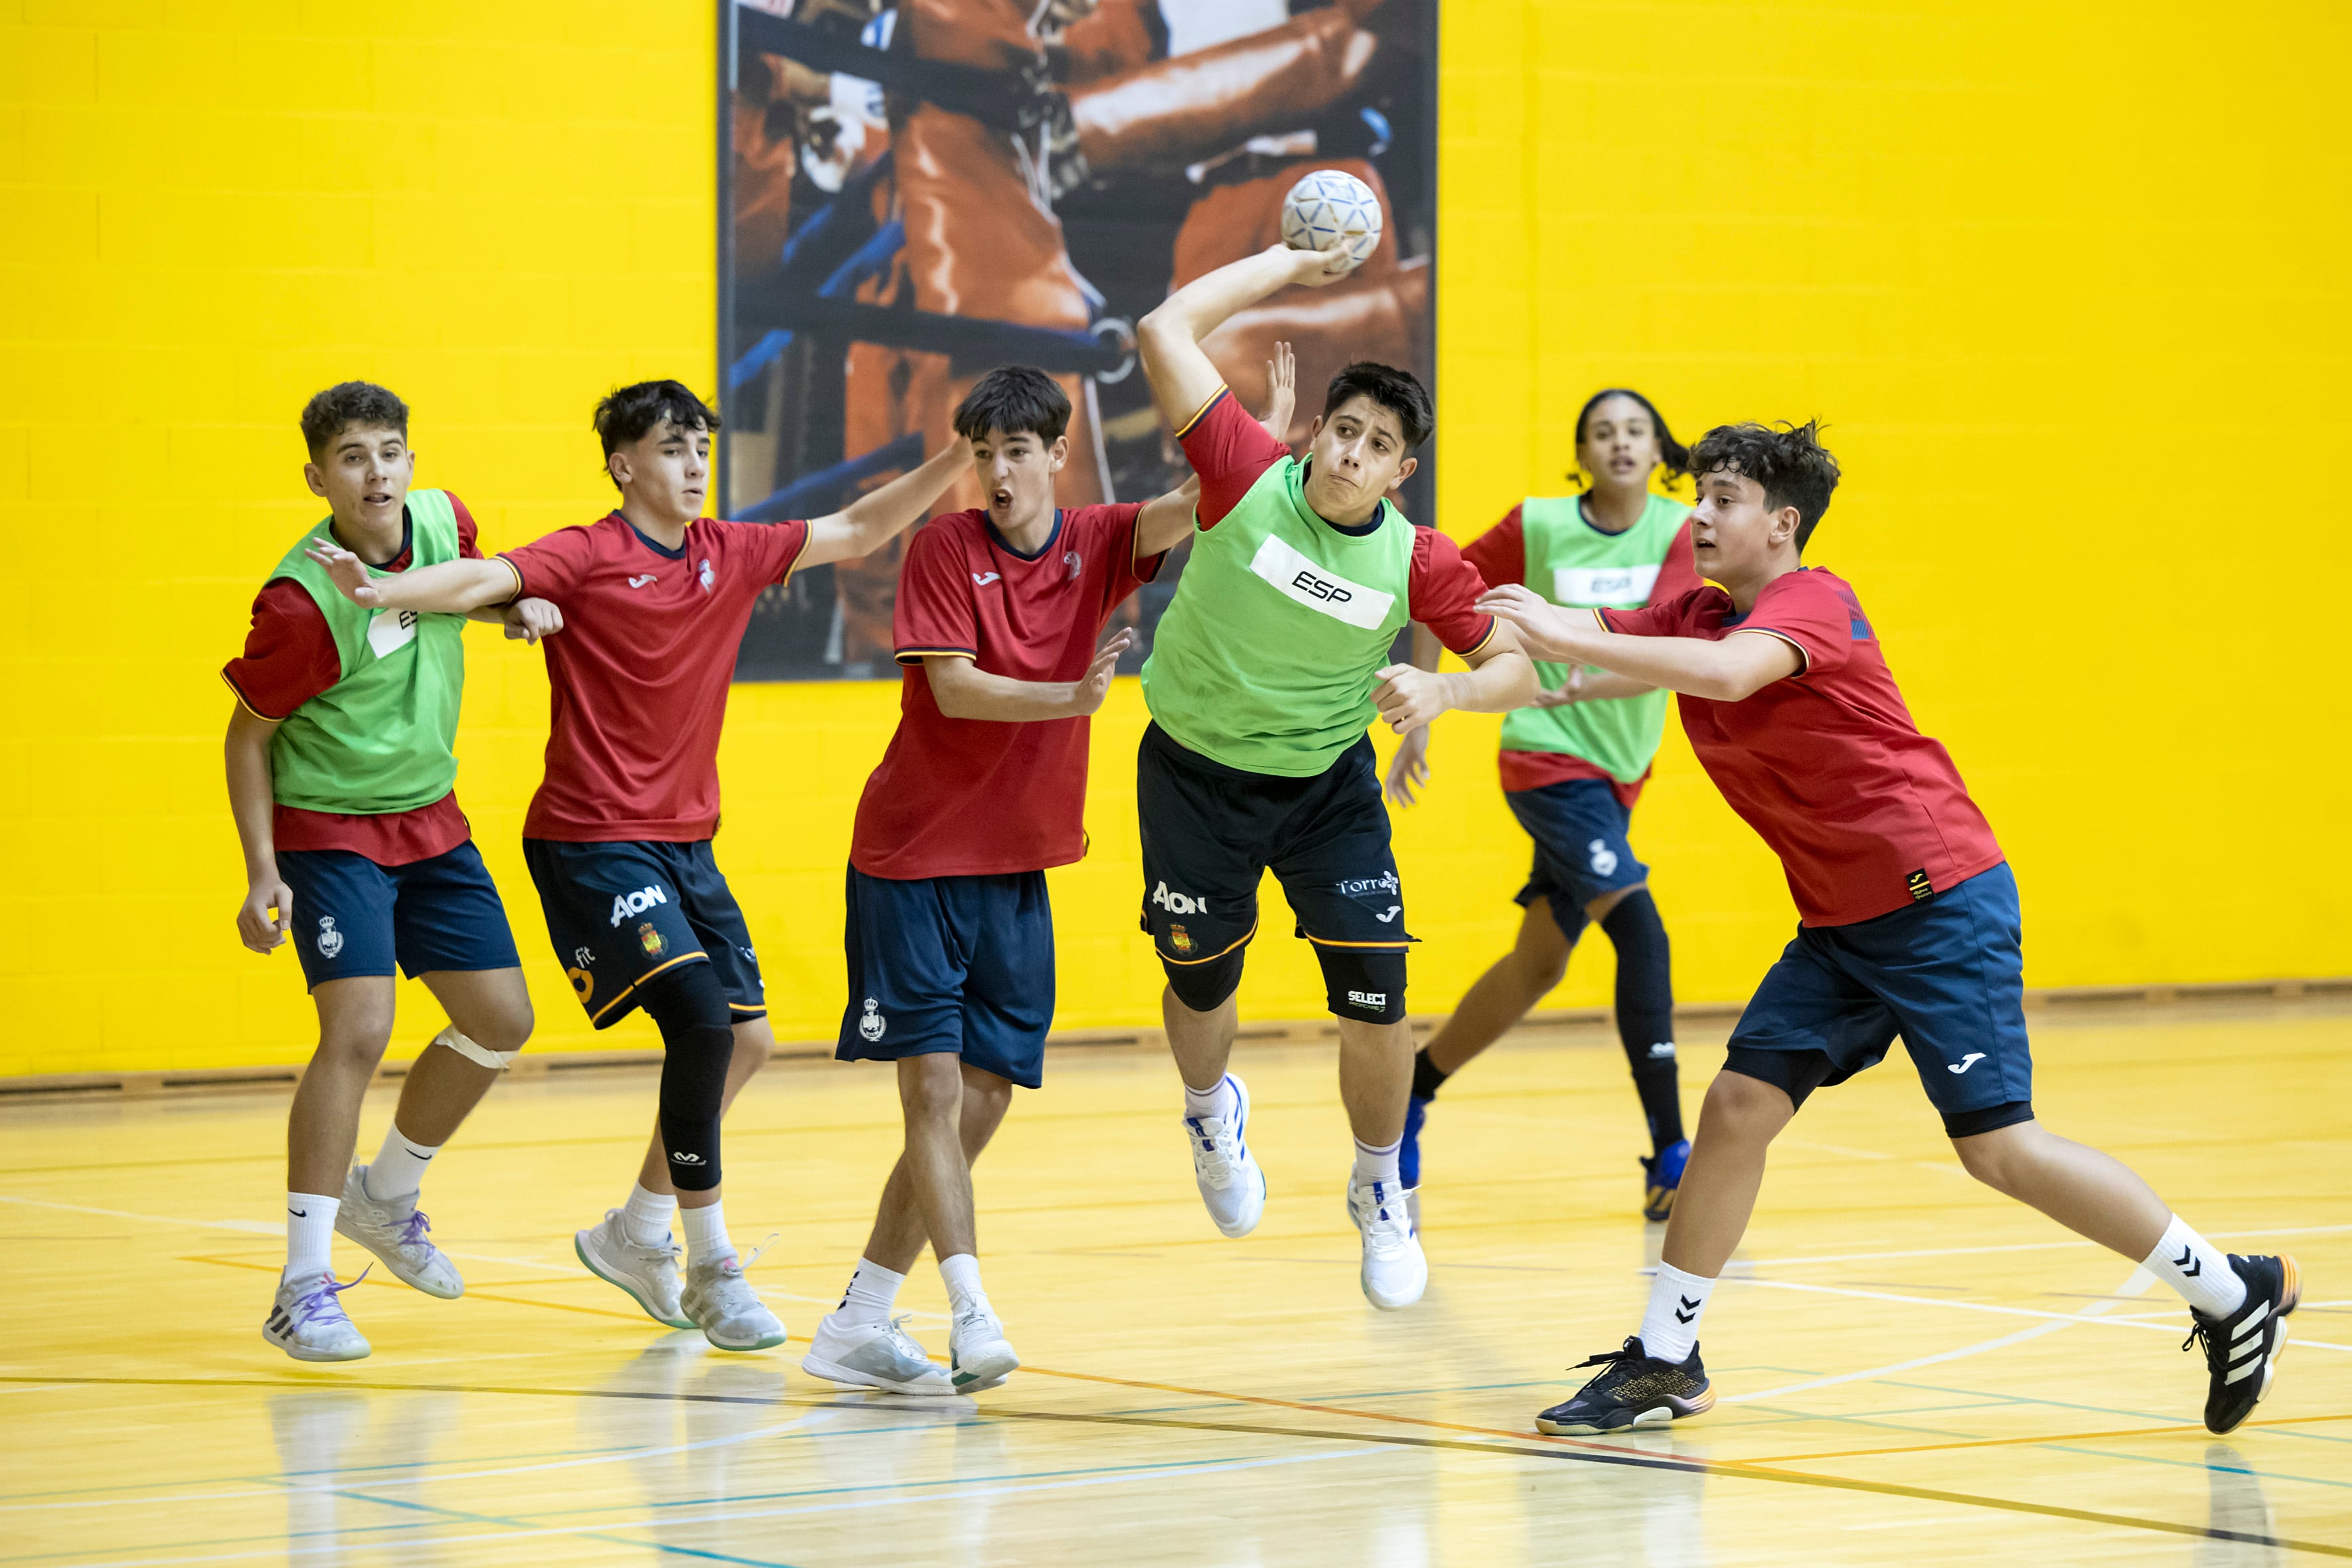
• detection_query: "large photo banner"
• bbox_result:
[720,0,1437,681]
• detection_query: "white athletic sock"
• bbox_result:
[2144,1214,2246,1319]
[285,1192,339,1281]
[363,1125,439,1202]
[939,1252,988,1316]
[1352,1136,1402,1188]
[1639,1262,1715,1363]
[1182,1075,1236,1123]
[623,1182,678,1248]
[679,1200,733,1267]
[835,1257,905,1329]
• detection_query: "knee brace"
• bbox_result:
[1314,944,1407,1024]
[1164,944,1247,1015]
[641,961,736,1192]
[1601,890,1682,1146]
[432,1026,520,1071]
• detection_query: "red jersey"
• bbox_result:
[1464,501,1704,803]
[1180,392,1496,657]
[222,495,483,866]
[1601,568,2003,927]
[501,512,810,842]
[852,505,1162,879]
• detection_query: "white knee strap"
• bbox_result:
[433,1026,519,1070]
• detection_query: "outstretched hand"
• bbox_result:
[303,540,382,606]
[503,597,564,643]
[1259,341,1296,442]
[1383,725,1432,807]
[1474,584,1585,661]
[1069,628,1135,716]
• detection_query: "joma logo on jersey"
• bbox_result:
[1290,568,1352,605]
[1150,880,1208,915]
[609,886,668,927]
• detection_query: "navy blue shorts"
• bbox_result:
[1723,863,2035,1138]
[1506,777,1650,914]
[277,841,521,992]
[522,838,766,1030]
[838,866,1054,1089]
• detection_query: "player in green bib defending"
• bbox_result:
[1387,390,1704,1223]
[224,382,560,1361]
[1135,240,1537,1310]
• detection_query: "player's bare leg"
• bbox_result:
[1423,898,1577,1075]
[1951,1121,2169,1258]
[1339,1013,1427,1307]
[882,1055,1016,1389]
[809,1063,1011,1395]
[1164,987,1267,1237]
[334,967,532,1299]
[286,978,399,1196]
[1659,1069,1795,1277]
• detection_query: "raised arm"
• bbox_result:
[1135,341,1298,558]
[1475,585,1799,702]
[922,629,1133,722]
[224,706,292,953]
[801,439,970,568]
[1138,245,1350,430]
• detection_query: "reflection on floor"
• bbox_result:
[3,998,2347,1565]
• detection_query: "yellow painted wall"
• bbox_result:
[3,2,2344,1078]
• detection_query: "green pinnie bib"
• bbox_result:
[1142,457,1415,776]
[1497,493,1690,784]
[264,489,469,814]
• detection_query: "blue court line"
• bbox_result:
[0,1441,653,1508]
[1877,1377,2352,1441]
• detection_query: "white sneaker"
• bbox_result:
[682,1253,787,1352]
[262,1270,372,1362]
[949,1300,1019,1392]
[336,1166,463,1299]
[576,1210,693,1328]
[803,1313,953,1395]
[1184,1073,1267,1237]
[1346,1176,1427,1310]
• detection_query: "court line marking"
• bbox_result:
[1741,1411,2352,1466]
[1715,1275,2352,1353]
[1726,1223,2352,1270]
[1724,1263,2156,1403]
[7,1375,2346,1559]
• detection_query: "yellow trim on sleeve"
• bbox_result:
[1174,386,1230,441]
[1729,626,1811,676]
[219,668,287,724]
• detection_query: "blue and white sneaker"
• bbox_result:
[1641,1139,1691,1223]
[1346,1176,1427,1309]
[1184,1073,1267,1237]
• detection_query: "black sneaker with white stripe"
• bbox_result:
[1534,1336,1713,1435]
[2185,1253,2300,1435]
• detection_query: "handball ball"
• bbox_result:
[1280,169,1383,273]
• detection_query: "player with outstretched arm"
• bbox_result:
[1476,420,2301,1438]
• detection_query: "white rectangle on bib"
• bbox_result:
[1248,534,1395,631]
[1554,564,1660,606]
[367,606,421,659]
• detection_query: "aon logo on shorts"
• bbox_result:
[609,886,668,927]
[1150,880,1208,916]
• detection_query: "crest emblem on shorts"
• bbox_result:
[859,998,886,1042]
[316,916,344,959]
[1170,923,1195,955]
[1587,839,1620,877]
[638,923,665,958]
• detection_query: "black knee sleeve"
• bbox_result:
[641,961,735,1192]
[1602,890,1683,1148]
[1164,945,1247,1014]
[1315,944,1407,1024]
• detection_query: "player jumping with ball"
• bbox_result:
[1477,420,2300,1437]
[1133,226,1537,1311]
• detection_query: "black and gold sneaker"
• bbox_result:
[1535,1336,1713,1435]
[2186,1253,2300,1435]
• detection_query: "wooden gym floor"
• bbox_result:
[3,996,2347,1565]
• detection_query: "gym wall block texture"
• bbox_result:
[1,2,2344,1075]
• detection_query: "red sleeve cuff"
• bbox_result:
[220,668,288,722]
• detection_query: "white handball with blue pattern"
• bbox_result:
[1279,169,1383,274]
